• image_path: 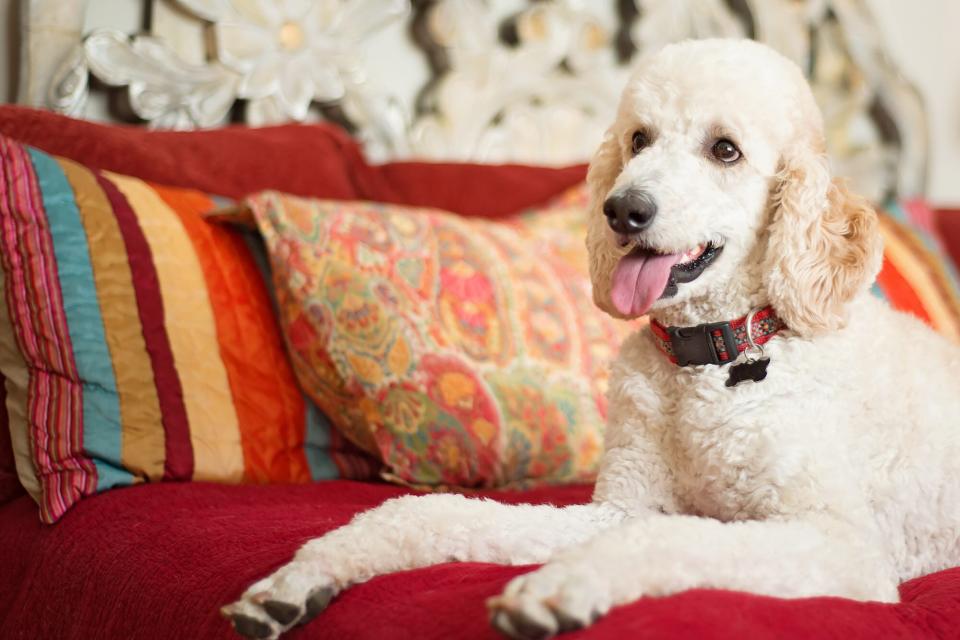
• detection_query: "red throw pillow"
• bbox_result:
[0,106,587,217]
[375,161,588,219]
[0,105,366,200]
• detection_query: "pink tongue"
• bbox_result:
[611,251,681,316]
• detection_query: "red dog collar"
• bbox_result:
[650,306,785,366]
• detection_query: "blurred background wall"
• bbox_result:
[0,0,956,205]
[865,0,959,206]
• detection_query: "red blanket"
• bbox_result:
[1,481,957,639]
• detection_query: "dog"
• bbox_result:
[223,38,960,640]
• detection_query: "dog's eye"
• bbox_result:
[711,139,741,163]
[631,131,649,155]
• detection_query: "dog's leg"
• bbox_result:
[489,512,898,638]
[223,494,625,639]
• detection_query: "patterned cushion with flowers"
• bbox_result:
[233,185,638,489]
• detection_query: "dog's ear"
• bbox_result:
[586,129,622,208]
[586,131,627,316]
[764,145,882,336]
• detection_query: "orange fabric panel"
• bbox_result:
[876,257,932,324]
[152,186,309,483]
[879,214,960,340]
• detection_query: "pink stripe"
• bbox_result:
[18,150,74,516]
[0,142,57,503]
[0,140,95,520]
[0,147,42,362]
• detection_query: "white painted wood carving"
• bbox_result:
[403,0,620,166]
[17,0,929,199]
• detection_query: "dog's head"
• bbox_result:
[587,38,882,336]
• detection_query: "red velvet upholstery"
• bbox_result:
[0,106,365,200]
[374,161,587,219]
[1,106,959,639]
[0,482,958,640]
[0,106,586,217]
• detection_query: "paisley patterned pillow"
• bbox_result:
[243,186,638,489]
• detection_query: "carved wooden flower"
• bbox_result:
[178,0,407,123]
[410,0,618,164]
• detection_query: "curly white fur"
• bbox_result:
[223,39,960,640]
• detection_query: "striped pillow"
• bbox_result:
[873,200,960,340]
[0,136,377,522]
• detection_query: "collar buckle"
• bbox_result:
[667,321,738,366]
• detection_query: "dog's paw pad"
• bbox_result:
[553,609,588,633]
[229,613,276,639]
[490,608,554,640]
[488,565,610,639]
[225,564,338,637]
[302,586,334,623]
[263,600,302,626]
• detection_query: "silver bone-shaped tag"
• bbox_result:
[725,308,770,388]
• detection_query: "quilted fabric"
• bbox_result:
[1,481,958,640]
[241,187,638,489]
[0,136,378,522]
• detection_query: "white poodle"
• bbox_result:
[223,39,960,639]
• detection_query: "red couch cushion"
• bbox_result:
[374,161,588,219]
[0,106,367,200]
[0,106,586,217]
[0,482,957,639]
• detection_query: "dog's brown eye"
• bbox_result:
[711,139,741,163]
[631,131,649,155]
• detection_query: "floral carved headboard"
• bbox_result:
[15,0,927,201]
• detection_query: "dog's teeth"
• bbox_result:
[677,244,704,264]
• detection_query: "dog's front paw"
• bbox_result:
[221,563,337,639]
[487,562,612,640]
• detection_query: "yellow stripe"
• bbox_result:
[58,159,168,480]
[0,275,42,502]
[104,172,244,482]
[879,217,960,341]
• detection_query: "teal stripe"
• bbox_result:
[881,198,911,225]
[29,149,132,490]
[304,400,339,480]
[240,230,279,314]
[239,229,340,480]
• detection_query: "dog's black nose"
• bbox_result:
[603,191,657,235]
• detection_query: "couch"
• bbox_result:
[1,106,959,640]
